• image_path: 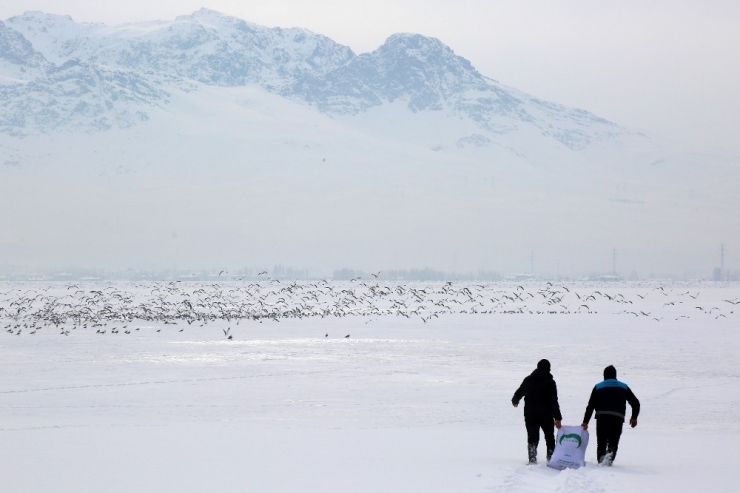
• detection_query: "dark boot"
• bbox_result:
[528,444,537,464]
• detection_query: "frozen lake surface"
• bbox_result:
[1,281,738,492]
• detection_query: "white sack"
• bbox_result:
[547,426,590,470]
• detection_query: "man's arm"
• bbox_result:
[627,387,640,427]
[581,387,597,428]
[550,380,563,422]
[512,378,528,407]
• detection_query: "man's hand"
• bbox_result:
[581,422,588,430]
[555,420,562,429]
[512,402,518,408]
[630,418,637,428]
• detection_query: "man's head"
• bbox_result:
[603,365,617,380]
[537,359,551,372]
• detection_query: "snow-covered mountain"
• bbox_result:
[0,19,49,84]
[2,9,620,149]
[0,9,735,275]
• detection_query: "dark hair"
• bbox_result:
[603,365,617,379]
[537,359,551,372]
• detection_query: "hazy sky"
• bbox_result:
[2,0,739,154]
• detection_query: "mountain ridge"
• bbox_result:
[2,9,624,151]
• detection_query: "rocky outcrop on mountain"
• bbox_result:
[6,9,355,90]
[0,20,49,83]
[299,33,488,113]
[0,60,171,135]
[0,20,47,68]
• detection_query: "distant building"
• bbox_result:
[596,274,623,282]
[511,273,535,281]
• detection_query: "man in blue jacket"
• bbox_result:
[581,365,640,465]
[512,359,563,464]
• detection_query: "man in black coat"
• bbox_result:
[581,365,640,466]
[512,359,563,464]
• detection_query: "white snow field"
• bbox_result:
[1,281,738,492]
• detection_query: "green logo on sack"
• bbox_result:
[559,433,582,448]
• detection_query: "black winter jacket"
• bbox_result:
[582,379,640,423]
[512,368,563,421]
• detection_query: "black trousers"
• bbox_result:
[524,415,555,461]
[596,416,624,464]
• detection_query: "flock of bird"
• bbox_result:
[1,280,737,338]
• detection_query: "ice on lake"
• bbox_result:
[1,281,738,492]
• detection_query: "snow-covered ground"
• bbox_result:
[1,281,738,492]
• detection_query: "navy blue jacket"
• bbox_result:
[583,379,640,423]
[512,368,563,421]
